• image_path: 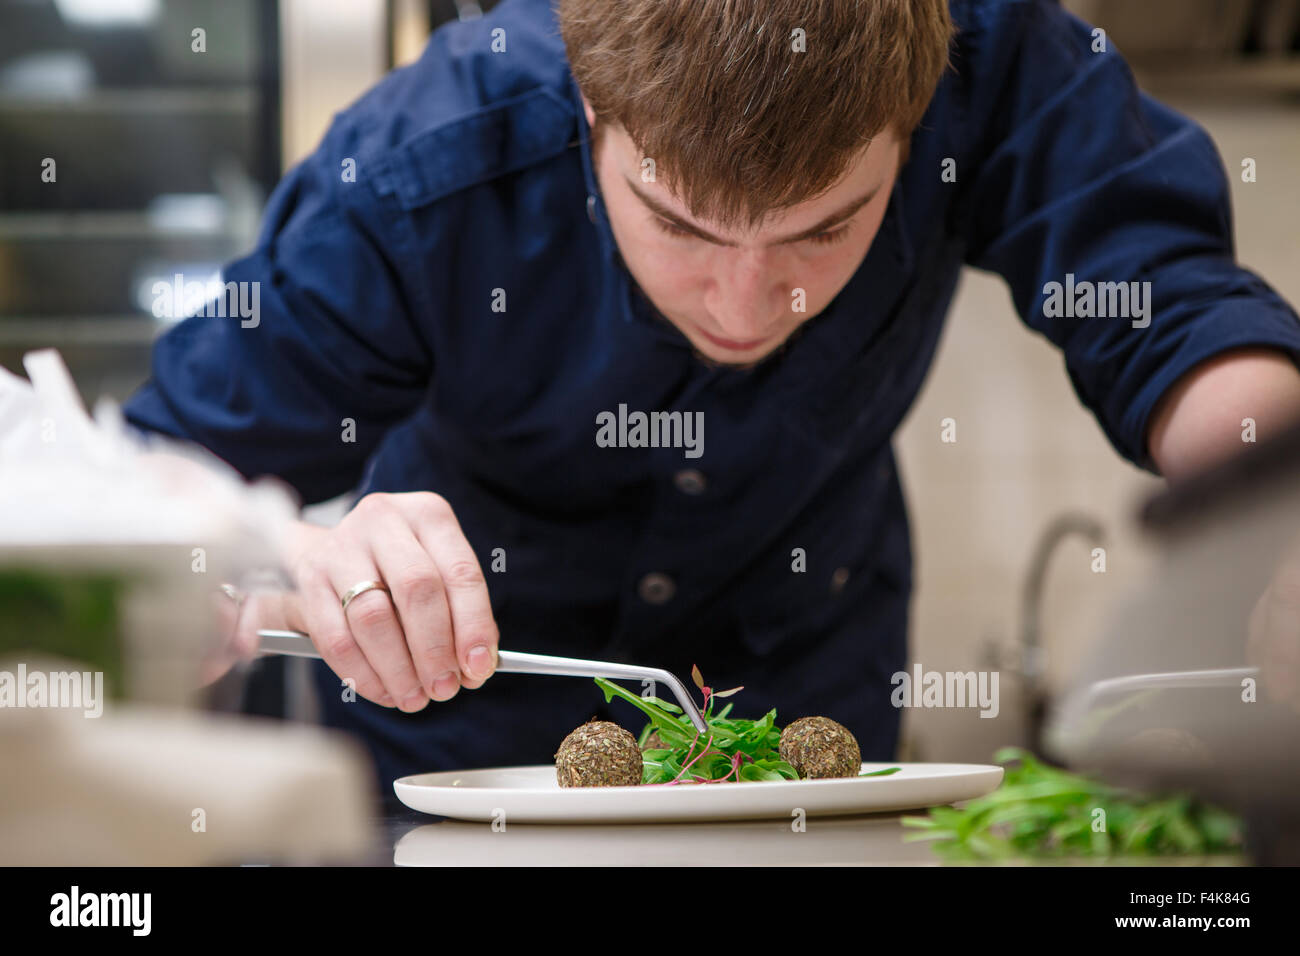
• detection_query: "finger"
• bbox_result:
[276,586,396,703]
[329,564,428,713]
[199,587,244,686]
[1266,572,1300,681]
[368,523,460,701]
[297,562,395,708]
[1250,573,1300,705]
[212,586,242,644]
[1256,540,1300,712]
[400,495,499,690]
[230,589,269,661]
[232,588,297,660]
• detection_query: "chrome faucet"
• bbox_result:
[985,512,1105,760]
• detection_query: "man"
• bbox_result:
[125,0,1300,801]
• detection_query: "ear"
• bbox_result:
[580,93,596,130]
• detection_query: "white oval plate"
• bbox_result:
[393,762,1003,823]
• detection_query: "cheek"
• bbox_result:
[634,238,711,300]
[782,245,862,307]
[798,227,882,305]
[604,203,703,293]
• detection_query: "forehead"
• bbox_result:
[605,123,898,241]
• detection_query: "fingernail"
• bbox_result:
[468,645,495,680]
[402,691,428,711]
[433,671,459,701]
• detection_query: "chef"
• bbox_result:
[124,0,1300,802]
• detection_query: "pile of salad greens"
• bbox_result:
[0,568,125,696]
[595,666,900,785]
[901,747,1243,860]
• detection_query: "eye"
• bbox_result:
[805,223,852,246]
[654,217,694,239]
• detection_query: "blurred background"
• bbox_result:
[897,0,1300,764]
[0,0,1298,765]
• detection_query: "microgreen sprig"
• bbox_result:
[594,667,800,784]
[594,666,901,784]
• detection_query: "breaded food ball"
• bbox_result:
[555,719,644,787]
[779,716,862,779]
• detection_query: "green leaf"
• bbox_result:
[900,815,940,829]
[597,678,686,734]
[642,696,684,714]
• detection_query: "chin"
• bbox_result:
[690,337,786,369]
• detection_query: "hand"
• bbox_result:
[1247,550,1300,715]
[259,492,500,711]
[203,581,300,687]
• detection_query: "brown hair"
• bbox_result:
[559,0,954,229]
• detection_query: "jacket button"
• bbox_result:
[830,566,850,595]
[638,572,676,605]
[586,194,598,223]
[673,469,707,495]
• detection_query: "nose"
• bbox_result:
[705,249,783,339]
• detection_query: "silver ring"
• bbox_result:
[340,579,388,612]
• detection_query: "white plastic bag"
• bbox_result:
[0,349,296,550]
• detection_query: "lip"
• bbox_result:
[694,325,772,352]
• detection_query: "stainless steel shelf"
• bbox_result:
[0,315,163,346]
[0,88,257,114]
[0,211,235,240]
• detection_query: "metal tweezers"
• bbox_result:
[257,629,709,732]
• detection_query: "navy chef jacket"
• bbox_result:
[125,0,1300,800]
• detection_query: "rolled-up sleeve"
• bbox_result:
[124,116,434,504]
[955,0,1300,470]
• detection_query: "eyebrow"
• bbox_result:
[624,176,884,247]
